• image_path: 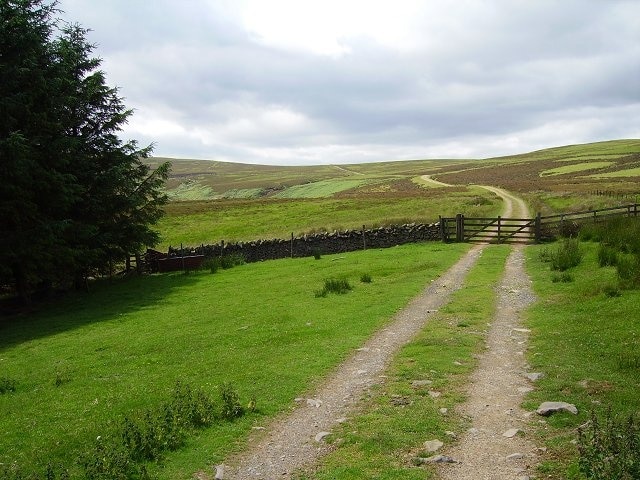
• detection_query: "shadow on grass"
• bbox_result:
[0,272,201,350]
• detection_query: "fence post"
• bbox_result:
[181,243,185,272]
[455,214,464,242]
[497,216,502,243]
[535,212,541,243]
[362,225,366,250]
[291,232,294,258]
[439,216,446,243]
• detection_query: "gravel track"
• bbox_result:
[213,186,537,480]
[223,244,484,479]
[437,246,538,480]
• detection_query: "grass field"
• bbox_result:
[157,187,499,249]
[523,240,640,479]
[0,242,469,479]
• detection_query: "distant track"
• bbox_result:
[477,185,530,218]
[419,174,450,187]
[332,165,365,176]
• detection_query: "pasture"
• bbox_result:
[0,243,469,479]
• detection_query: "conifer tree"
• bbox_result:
[0,0,169,302]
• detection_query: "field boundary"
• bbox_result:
[440,203,639,244]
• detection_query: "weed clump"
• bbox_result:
[360,273,373,283]
[551,272,574,283]
[203,253,246,273]
[315,278,353,297]
[616,254,640,288]
[2,381,252,480]
[540,238,583,271]
[577,410,640,480]
[0,377,17,394]
[597,244,618,267]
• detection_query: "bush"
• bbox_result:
[577,410,640,479]
[311,249,322,260]
[220,382,244,419]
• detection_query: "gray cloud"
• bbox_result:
[59,0,640,164]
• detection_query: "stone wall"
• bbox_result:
[168,222,442,264]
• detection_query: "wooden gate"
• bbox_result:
[440,214,537,244]
[440,203,639,244]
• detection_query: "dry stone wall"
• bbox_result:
[168,222,441,263]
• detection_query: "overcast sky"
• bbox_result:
[59,0,640,165]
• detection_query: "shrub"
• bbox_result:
[360,273,372,283]
[220,382,244,419]
[577,410,640,480]
[311,249,322,260]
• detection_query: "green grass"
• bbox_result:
[590,166,640,178]
[157,189,499,249]
[0,242,469,479]
[302,245,511,480]
[273,178,383,198]
[539,162,614,177]
[166,181,216,201]
[524,241,640,479]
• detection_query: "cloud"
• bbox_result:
[59,0,640,164]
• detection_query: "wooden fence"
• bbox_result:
[440,203,639,244]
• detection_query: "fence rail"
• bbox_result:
[440,203,639,244]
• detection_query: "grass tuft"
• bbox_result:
[0,377,17,394]
[316,278,353,297]
[541,238,583,272]
[360,273,372,283]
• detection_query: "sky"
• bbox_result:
[59,0,640,165]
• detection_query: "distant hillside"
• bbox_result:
[147,139,640,203]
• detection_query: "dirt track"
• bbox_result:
[217,186,536,480]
